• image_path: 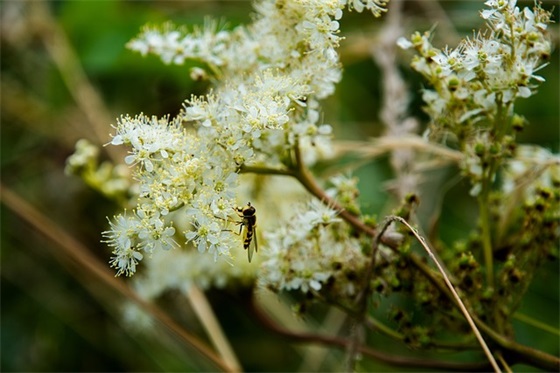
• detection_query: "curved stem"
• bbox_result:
[30,2,123,163]
[0,183,235,373]
[292,144,376,237]
[244,291,492,372]
[242,146,402,248]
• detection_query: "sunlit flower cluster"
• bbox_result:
[100,0,388,278]
[260,199,367,299]
[398,0,552,195]
[398,0,551,124]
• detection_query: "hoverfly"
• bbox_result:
[234,202,257,263]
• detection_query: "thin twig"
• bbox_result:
[29,2,122,162]
[335,136,464,163]
[408,251,560,371]
[186,286,242,372]
[242,144,559,371]
[0,183,234,373]
[245,292,492,372]
[497,352,513,373]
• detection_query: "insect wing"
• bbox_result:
[243,223,256,263]
[247,226,257,263]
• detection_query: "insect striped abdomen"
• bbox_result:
[236,202,257,262]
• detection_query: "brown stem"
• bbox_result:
[0,183,235,373]
[244,291,491,371]
[29,2,123,162]
[292,144,375,236]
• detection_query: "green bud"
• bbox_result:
[474,143,486,156]
[512,114,525,131]
[489,143,500,155]
[448,76,460,91]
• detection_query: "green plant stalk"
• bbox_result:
[513,313,560,336]
[478,193,495,288]
[477,96,509,289]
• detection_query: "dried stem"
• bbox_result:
[29,2,122,162]
[185,286,242,372]
[0,183,235,373]
[335,136,464,163]
[386,215,501,372]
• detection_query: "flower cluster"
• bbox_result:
[62,1,560,368]
[260,199,367,300]
[398,0,552,194]
[100,0,388,279]
[398,0,551,123]
[104,113,241,274]
[398,0,558,336]
[65,139,131,201]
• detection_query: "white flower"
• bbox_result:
[396,36,413,50]
[136,209,178,252]
[302,199,341,226]
[110,248,144,277]
[103,213,144,276]
[111,114,184,172]
[402,0,551,139]
[185,215,221,253]
[344,0,388,17]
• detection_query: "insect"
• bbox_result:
[234,202,257,263]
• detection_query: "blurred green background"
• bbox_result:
[1,1,558,371]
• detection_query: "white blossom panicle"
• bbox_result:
[398,0,552,194]
[260,200,366,299]
[103,212,144,277]
[399,0,551,128]
[127,20,231,66]
[105,109,243,269]
[111,114,185,172]
[102,0,388,282]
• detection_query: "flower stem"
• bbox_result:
[479,194,494,288]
